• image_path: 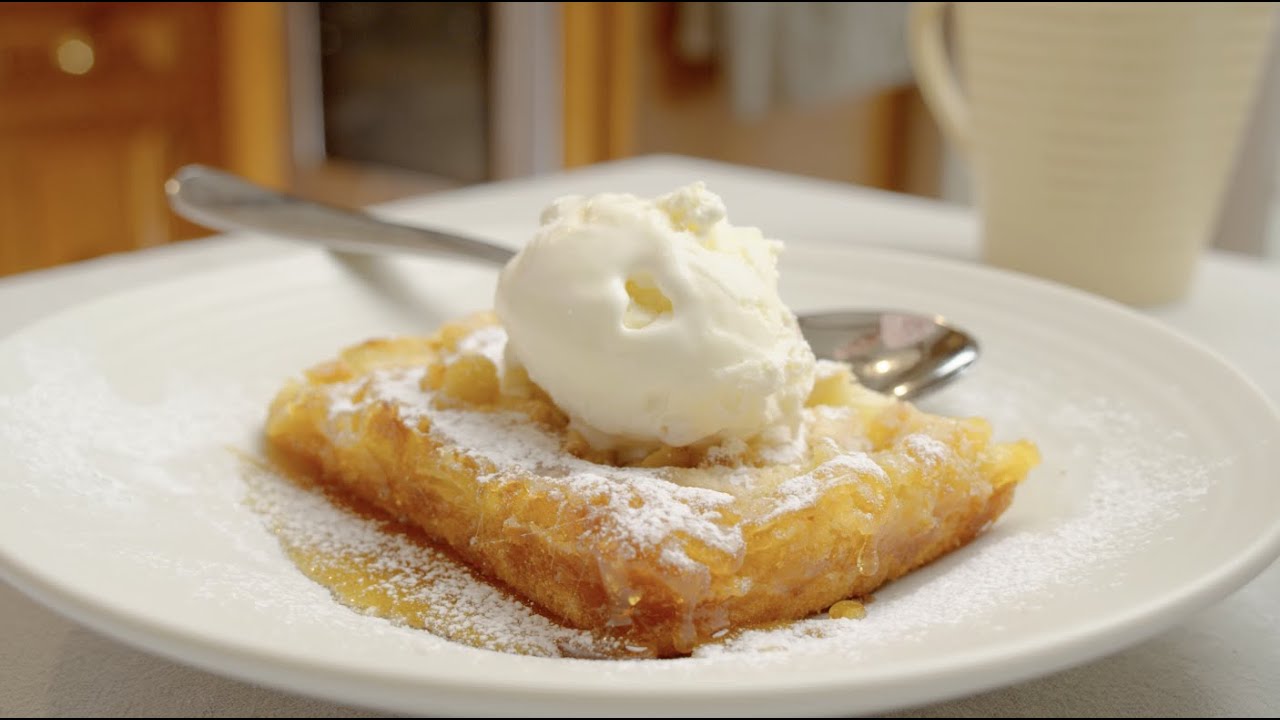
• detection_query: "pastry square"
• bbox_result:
[265,313,1039,656]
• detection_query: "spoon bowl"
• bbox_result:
[798,311,977,399]
[165,165,978,400]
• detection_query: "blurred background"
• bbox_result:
[0,1,1276,277]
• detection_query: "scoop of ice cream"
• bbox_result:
[494,182,815,450]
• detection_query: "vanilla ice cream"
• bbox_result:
[494,183,815,450]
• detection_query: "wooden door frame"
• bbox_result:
[561,2,640,167]
[220,1,291,189]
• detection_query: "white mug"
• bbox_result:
[909,2,1276,305]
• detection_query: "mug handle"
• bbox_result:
[908,1,972,151]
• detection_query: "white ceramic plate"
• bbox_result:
[1,246,1278,717]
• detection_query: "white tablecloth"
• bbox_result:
[2,156,1277,717]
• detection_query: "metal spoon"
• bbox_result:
[165,165,977,400]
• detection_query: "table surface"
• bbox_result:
[2,155,1278,717]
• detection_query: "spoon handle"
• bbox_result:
[165,165,516,265]
[165,166,976,399]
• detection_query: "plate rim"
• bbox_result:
[2,244,1279,715]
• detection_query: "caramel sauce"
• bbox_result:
[238,450,628,659]
[237,450,863,659]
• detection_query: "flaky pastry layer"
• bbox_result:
[265,313,1039,656]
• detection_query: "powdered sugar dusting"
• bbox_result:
[764,452,887,522]
[693,373,1220,660]
[0,344,259,509]
[450,325,507,368]
[325,366,743,558]
[244,460,622,658]
[0,341,1222,665]
[904,433,950,466]
[757,424,808,464]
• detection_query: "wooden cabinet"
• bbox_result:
[0,2,285,277]
[0,122,177,271]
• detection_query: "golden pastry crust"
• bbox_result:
[265,312,1039,656]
